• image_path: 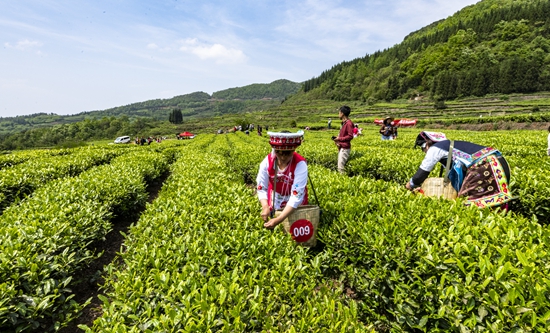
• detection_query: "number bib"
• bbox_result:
[290,219,314,242]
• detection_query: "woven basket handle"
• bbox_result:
[270,157,277,217]
[307,173,320,206]
[272,159,320,212]
[444,140,454,184]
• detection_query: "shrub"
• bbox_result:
[434,100,447,110]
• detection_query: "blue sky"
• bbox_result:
[0,0,479,117]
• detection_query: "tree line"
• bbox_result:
[301,0,550,102]
[0,80,302,136]
[212,79,301,100]
[0,116,172,151]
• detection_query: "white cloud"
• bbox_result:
[0,0,481,116]
[274,0,396,57]
[144,41,173,53]
[4,39,43,51]
[179,38,247,64]
[273,0,479,61]
[393,0,474,19]
[1,78,28,90]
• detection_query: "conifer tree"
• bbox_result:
[169,108,183,124]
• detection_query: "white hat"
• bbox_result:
[268,131,303,150]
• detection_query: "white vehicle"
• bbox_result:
[114,136,131,144]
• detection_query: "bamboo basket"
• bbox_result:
[275,205,320,247]
[421,178,458,200]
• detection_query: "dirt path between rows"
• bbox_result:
[56,172,169,333]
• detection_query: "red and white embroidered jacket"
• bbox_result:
[256,152,308,210]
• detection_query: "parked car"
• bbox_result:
[114,136,131,144]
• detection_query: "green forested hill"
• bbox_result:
[212,79,302,100]
[0,80,301,136]
[300,0,550,102]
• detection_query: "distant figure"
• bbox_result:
[332,106,354,174]
[380,117,395,140]
[353,124,358,138]
[547,125,550,156]
[257,125,262,136]
[328,118,332,129]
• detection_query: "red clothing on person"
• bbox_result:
[266,152,308,209]
[336,119,354,149]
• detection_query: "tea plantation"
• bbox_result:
[1,128,549,332]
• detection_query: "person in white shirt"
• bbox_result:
[406,131,512,209]
[256,131,308,229]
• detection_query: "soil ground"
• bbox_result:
[55,173,169,333]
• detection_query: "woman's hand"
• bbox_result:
[406,182,422,193]
[260,205,271,222]
[264,205,295,229]
[264,217,282,229]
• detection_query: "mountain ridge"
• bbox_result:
[0,79,302,135]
